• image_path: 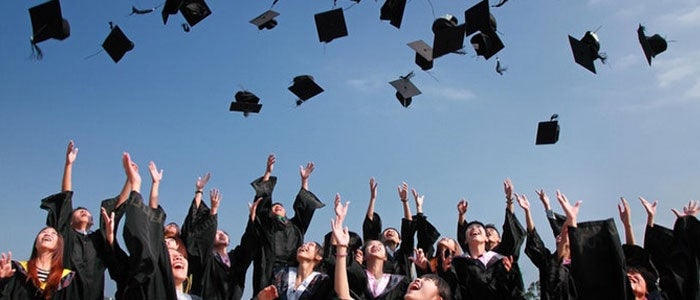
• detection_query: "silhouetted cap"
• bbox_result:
[180,0,211,27]
[431,16,466,59]
[230,91,262,116]
[314,8,348,43]
[408,40,433,71]
[28,0,70,58]
[637,24,667,66]
[390,72,420,108]
[464,0,495,36]
[536,114,559,145]
[470,29,503,60]
[250,10,279,30]
[102,24,134,63]
[288,75,324,105]
[380,0,407,29]
[569,31,605,74]
[161,0,183,24]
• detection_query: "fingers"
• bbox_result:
[672,208,681,218]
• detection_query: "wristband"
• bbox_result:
[335,253,348,258]
[195,190,203,194]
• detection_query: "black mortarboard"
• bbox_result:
[314,8,348,43]
[408,40,434,71]
[179,0,211,27]
[102,25,134,63]
[161,0,183,24]
[470,28,504,60]
[569,31,605,74]
[28,0,70,58]
[464,0,494,36]
[250,10,279,30]
[536,114,559,145]
[389,72,420,108]
[230,91,262,117]
[431,16,466,59]
[637,24,667,66]
[380,0,407,29]
[288,75,324,105]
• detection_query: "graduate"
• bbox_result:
[0,227,75,300]
[38,141,109,300]
[249,154,325,295]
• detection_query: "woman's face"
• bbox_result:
[169,248,188,285]
[35,227,59,252]
[365,240,387,261]
[628,271,648,297]
[404,277,442,300]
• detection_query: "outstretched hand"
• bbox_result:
[504,178,514,200]
[618,197,632,226]
[248,197,263,222]
[148,161,163,183]
[410,248,429,270]
[412,188,424,208]
[502,256,514,272]
[331,215,349,247]
[300,162,315,180]
[334,193,350,224]
[256,285,279,300]
[556,190,581,226]
[369,177,378,200]
[672,200,700,218]
[0,252,15,279]
[195,173,211,191]
[398,182,409,202]
[210,189,221,214]
[100,207,115,245]
[639,197,657,217]
[535,189,551,210]
[65,140,78,165]
[266,154,276,174]
[515,193,530,211]
[457,198,468,216]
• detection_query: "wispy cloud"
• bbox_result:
[346,78,385,93]
[614,54,640,70]
[423,86,476,102]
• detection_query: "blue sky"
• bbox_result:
[1,0,700,297]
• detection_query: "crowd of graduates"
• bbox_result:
[0,140,699,300]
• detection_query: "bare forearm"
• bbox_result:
[149,182,159,209]
[62,163,72,192]
[366,198,375,220]
[525,209,535,233]
[334,246,351,299]
[402,201,412,221]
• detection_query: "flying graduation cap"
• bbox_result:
[250,10,279,30]
[536,114,559,145]
[431,15,467,59]
[180,0,211,27]
[314,8,348,43]
[389,72,421,108]
[380,0,407,29]
[230,91,263,117]
[288,75,324,106]
[568,30,607,74]
[28,0,70,59]
[102,23,134,63]
[464,0,503,60]
[161,0,182,24]
[637,24,668,66]
[407,40,434,71]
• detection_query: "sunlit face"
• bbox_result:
[485,227,500,250]
[296,242,321,262]
[381,228,400,245]
[35,227,59,252]
[365,240,387,261]
[627,271,648,297]
[404,277,442,300]
[214,230,229,247]
[466,223,486,244]
[272,204,286,217]
[555,228,570,260]
[165,237,180,251]
[71,208,92,228]
[169,248,188,285]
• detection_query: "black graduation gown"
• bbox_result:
[114,191,177,300]
[524,228,576,300]
[451,252,525,300]
[362,212,417,276]
[250,176,325,295]
[267,267,333,300]
[0,261,75,300]
[457,209,526,259]
[567,218,628,300]
[321,231,365,298]
[349,264,410,300]
[415,213,441,260]
[181,199,255,300]
[40,191,108,300]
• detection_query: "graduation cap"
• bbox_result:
[470,28,504,60]
[102,24,134,63]
[407,40,433,71]
[314,8,348,43]
[180,0,211,27]
[380,0,407,29]
[568,31,606,74]
[431,16,466,59]
[389,72,421,108]
[536,114,559,145]
[230,91,262,117]
[637,24,667,66]
[288,75,324,105]
[464,0,494,36]
[161,0,183,24]
[28,0,70,58]
[250,10,279,30]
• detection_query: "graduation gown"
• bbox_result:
[451,252,525,300]
[181,199,255,300]
[362,212,417,276]
[524,228,576,300]
[39,191,109,300]
[458,209,526,259]
[112,191,177,300]
[267,267,333,300]
[351,266,410,300]
[0,260,75,300]
[250,176,325,295]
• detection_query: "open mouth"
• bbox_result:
[408,281,421,291]
[173,262,185,269]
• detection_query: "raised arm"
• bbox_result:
[638,197,658,228]
[556,190,581,228]
[617,197,635,245]
[366,177,378,221]
[62,140,78,192]
[194,172,211,209]
[0,252,15,279]
[100,207,115,247]
[147,161,163,209]
[300,161,314,191]
[262,154,275,182]
[671,200,700,218]
[515,193,534,233]
[123,153,141,193]
[398,182,412,221]
[331,203,352,300]
[457,198,468,253]
[504,178,515,213]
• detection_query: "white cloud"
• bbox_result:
[685,80,700,99]
[425,86,476,102]
[656,63,695,87]
[614,54,640,70]
[346,78,385,92]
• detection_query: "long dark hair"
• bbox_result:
[27,226,65,300]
